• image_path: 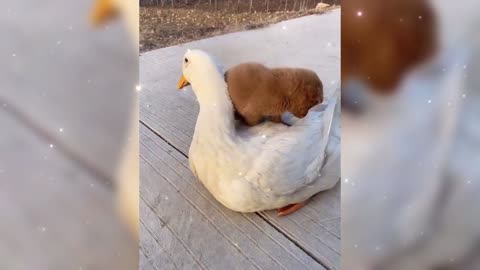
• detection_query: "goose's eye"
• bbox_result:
[184,58,189,64]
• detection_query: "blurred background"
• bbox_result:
[342,0,480,269]
[139,0,340,51]
[0,0,138,269]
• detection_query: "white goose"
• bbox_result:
[177,49,340,215]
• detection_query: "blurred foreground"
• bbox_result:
[0,0,138,269]
[342,0,480,269]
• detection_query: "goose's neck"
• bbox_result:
[193,78,236,136]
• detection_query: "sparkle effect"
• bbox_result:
[136,85,142,92]
[357,11,363,17]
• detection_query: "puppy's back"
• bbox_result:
[272,68,323,102]
[226,62,274,108]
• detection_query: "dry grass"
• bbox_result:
[140,4,338,52]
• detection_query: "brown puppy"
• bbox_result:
[225,62,323,126]
[341,0,437,93]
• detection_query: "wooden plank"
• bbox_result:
[140,124,324,270]
[139,11,340,269]
[258,184,341,268]
[139,248,157,270]
[320,218,341,238]
[0,109,136,270]
[140,199,206,270]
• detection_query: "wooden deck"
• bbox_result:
[139,10,340,270]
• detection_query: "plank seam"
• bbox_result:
[140,120,331,269]
[141,87,198,126]
[139,241,161,270]
[140,119,186,159]
[298,211,340,240]
[141,113,191,146]
[241,214,322,270]
[140,106,194,140]
[286,215,340,253]
[140,218,181,270]
[140,129,295,270]
[140,195,209,270]
[257,212,333,270]
[0,96,114,189]
[140,153,263,270]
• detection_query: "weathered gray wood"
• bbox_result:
[140,248,157,270]
[0,109,136,270]
[140,124,325,270]
[320,217,341,238]
[140,10,340,269]
[258,185,340,268]
[140,198,206,270]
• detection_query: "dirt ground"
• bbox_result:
[140,0,339,52]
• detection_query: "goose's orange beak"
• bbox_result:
[177,75,190,89]
[90,0,119,26]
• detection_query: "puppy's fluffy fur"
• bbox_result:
[225,62,323,126]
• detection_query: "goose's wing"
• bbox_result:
[244,95,339,196]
